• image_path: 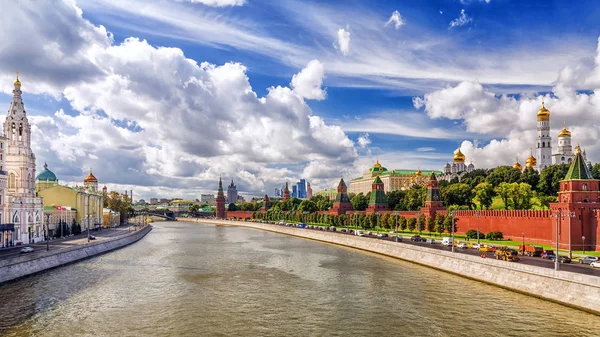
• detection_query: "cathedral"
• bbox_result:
[439,148,475,182]
[3,73,44,244]
[530,100,589,171]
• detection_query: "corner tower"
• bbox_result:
[330,178,353,215]
[367,176,388,213]
[216,177,225,218]
[536,100,552,170]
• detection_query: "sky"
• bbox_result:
[1,0,600,201]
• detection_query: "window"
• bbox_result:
[542,142,545,148]
[583,184,588,190]
[8,173,15,189]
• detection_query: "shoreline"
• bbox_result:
[187,218,600,316]
[0,225,152,285]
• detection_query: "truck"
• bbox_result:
[494,247,520,262]
[518,244,543,257]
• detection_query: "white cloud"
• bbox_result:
[385,10,405,30]
[335,28,351,55]
[357,133,371,148]
[1,0,359,200]
[417,147,436,152]
[186,0,244,7]
[449,9,472,29]
[290,59,327,100]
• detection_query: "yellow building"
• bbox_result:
[38,185,104,230]
[349,160,443,195]
[313,189,337,200]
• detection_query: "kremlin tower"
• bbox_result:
[216,177,225,218]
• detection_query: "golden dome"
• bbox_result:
[525,150,537,169]
[558,121,571,137]
[513,158,523,171]
[537,99,550,122]
[14,71,21,87]
[416,169,422,176]
[373,160,382,168]
[453,148,466,162]
[84,168,98,183]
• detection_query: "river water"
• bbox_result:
[0,221,599,336]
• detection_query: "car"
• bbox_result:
[579,256,599,264]
[355,230,366,237]
[330,227,337,232]
[367,231,373,236]
[426,239,436,244]
[377,233,388,238]
[393,236,403,242]
[341,229,347,233]
[591,261,600,268]
[471,243,483,249]
[541,250,555,259]
[551,256,571,263]
[20,247,34,253]
[297,223,306,228]
[457,243,468,249]
[89,235,96,240]
[410,235,426,242]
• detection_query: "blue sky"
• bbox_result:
[1,0,600,200]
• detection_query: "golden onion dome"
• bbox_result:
[525,150,537,169]
[453,148,466,162]
[513,158,523,171]
[14,71,21,87]
[373,160,382,168]
[558,121,571,137]
[537,99,550,121]
[84,168,98,183]
[416,169,422,176]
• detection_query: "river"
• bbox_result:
[0,221,598,336]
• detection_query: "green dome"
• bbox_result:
[36,163,58,181]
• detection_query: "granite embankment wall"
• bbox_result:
[192,219,600,315]
[0,226,152,284]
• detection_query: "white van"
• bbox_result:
[355,230,365,237]
[441,237,454,246]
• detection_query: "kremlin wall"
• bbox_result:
[215,101,600,252]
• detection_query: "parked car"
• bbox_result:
[367,231,373,236]
[457,243,468,249]
[20,247,34,253]
[341,229,347,233]
[441,237,454,246]
[471,243,483,249]
[393,236,403,242]
[426,239,436,244]
[541,250,555,259]
[590,261,600,268]
[89,235,96,240]
[377,233,388,238]
[355,230,366,237]
[551,256,571,263]
[579,256,599,264]
[410,235,426,242]
[330,227,337,232]
[297,223,306,228]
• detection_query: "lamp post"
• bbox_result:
[567,210,576,259]
[87,195,91,242]
[582,236,586,254]
[416,211,422,235]
[355,211,359,233]
[44,213,50,251]
[450,211,455,253]
[475,211,481,245]
[376,212,379,235]
[550,210,574,271]
[521,232,525,256]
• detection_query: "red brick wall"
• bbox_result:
[225,211,254,219]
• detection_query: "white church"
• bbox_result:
[1,73,44,246]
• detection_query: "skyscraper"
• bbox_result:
[296,179,306,199]
[227,180,238,204]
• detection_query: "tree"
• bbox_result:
[298,200,318,213]
[404,186,426,211]
[369,213,378,228]
[441,183,473,208]
[417,213,426,233]
[435,214,445,234]
[495,182,512,209]
[189,204,200,213]
[351,193,369,211]
[228,203,238,211]
[399,216,407,231]
[590,163,600,180]
[473,182,495,210]
[443,215,454,233]
[317,199,333,211]
[538,195,557,209]
[427,216,435,233]
[519,168,540,189]
[537,164,569,196]
[511,183,534,209]
[387,190,407,211]
[486,166,521,187]
[387,213,397,230]
[407,217,417,232]
[380,213,390,229]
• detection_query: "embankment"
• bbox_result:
[191,219,600,315]
[0,226,152,284]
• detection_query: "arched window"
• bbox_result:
[542,142,545,148]
[561,156,565,162]
[583,184,588,190]
[568,158,572,163]
[8,173,15,189]
[11,123,15,141]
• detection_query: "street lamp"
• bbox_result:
[521,232,525,255]
[549,210,574,271]
[450,211,455,253]
[416,211,422,235]
[376,212,379,235]
[582,236,586,254]
[566,210,576,259]
[44,213,50,251]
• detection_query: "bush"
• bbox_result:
[466,229,486,239]
[485,231,503,240]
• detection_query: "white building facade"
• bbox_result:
[4,73,44,244]
[535,101,553,170]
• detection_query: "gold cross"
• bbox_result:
[16,70,19,79]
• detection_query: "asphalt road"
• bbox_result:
[269,222,600,277]
[0,225,135,265]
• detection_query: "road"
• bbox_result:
[269,222,600,277]
[0,225,136,266]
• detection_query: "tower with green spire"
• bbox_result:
[216,176,226,218]
[330,178,353,215]
[551,145,600,250]
[367,176,388,213]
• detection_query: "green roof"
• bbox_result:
[373,176,383,184]
[564,146,593,180]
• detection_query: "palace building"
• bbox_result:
[349,160,441,195]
